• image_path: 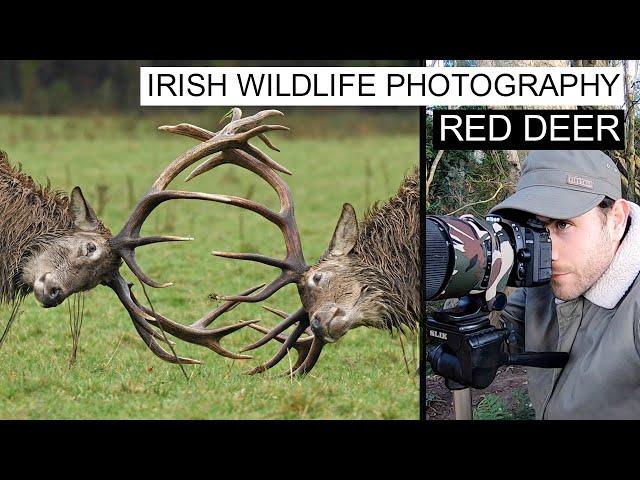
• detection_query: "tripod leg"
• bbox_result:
[453,389,473,420]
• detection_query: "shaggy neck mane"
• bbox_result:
[352,168,420,332]
[0,152,74,303]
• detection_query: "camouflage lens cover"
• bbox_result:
[426,215,515,304]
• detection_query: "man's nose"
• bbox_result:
[549,232,560,262]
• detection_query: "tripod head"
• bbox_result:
[426,293,569,390]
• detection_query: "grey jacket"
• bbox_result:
[500,202,640,419]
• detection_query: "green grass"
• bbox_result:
[0,110,419,419]
[473,389,535,420]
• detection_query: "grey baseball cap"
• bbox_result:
[490,150,622,220]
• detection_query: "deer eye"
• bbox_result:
[86,242,97,255]
[312,272,323,285]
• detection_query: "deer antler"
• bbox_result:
[159,114,328,376]
[107,108,289,364]
[111,108,290,288]
[243,306,327,377]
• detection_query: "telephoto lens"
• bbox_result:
[425,214,552,303]
[424,216,453,300]
[424,215,503,302]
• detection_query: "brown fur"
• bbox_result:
[353,167,420,332]
[319,167,421,333]
[0,151,110,303]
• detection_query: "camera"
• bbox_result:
[425,213,567,390]
[425,214,552,303]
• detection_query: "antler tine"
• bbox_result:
[154,109,287,192]
[262,305,289,318]
[211,251,291,271]
[245,319,309,375]
[211,273,297,304]
[246,323,313,373]
[257,133,280,152]
[120,235,195,247]
[130,320,201,365]
[107,275,202,365]
[219,109,285,136]
[230,107,242,122]
[192,283,265,329]
[163,123,292,176]
[262,305,313,335]
[287,335,325,377]
[240,307,308,353]
[241,307,325,376]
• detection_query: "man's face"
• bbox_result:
[537,203,626,301]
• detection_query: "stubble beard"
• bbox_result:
[551,226,615,301]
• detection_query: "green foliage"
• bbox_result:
[428,147,509,216]
[473,389,535,420]
[0,111,419,419]
[426,107,511,216]
[473,394,512,420]
[511,388,536,420]
[425,113,435,160]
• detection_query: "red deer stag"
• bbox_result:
[0,109,289,363]
[162,108,420,376]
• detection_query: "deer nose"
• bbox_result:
[42,282,63,307]
[311,307,345,337]
[48,286,60,300]
[310,314,323,333]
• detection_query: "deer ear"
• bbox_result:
[70,186,99,231]
[327,203,358,257]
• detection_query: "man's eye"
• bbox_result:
[557,222,569,230]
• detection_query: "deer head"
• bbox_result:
[16,109,290,364]
[21,186,120,308]
[299,204,389,342]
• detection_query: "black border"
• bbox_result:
[420,104,427,421]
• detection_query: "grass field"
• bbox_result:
[0,109,419,419]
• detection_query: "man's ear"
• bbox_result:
[612,199,631,241]
[327,203,358,257]
[70,186,99,231]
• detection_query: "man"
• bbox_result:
[490,150,640,419]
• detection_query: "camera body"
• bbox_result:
[425,213,565,390]
[486,214,552,289]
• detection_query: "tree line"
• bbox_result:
[0,60,416,114]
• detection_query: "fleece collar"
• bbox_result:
[583,201,640,309]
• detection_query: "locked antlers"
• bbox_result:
[106,108,290,364]
[162,109,327,376]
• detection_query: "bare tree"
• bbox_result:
[624,60,637,202]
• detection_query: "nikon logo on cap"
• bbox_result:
[566,174,594,189]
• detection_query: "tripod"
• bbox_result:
[426,294,569,420]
